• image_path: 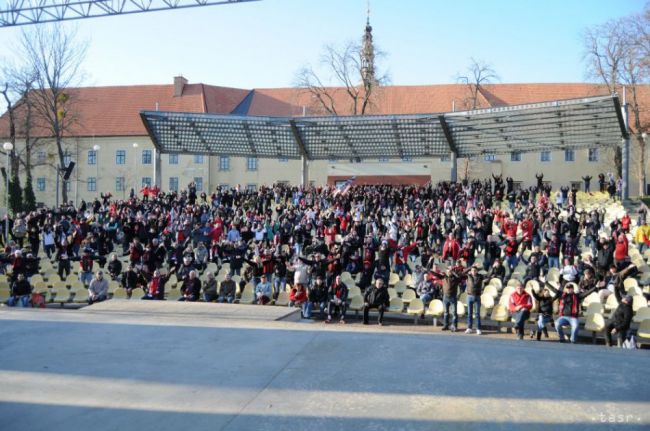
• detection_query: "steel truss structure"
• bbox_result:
[0,0,257,27]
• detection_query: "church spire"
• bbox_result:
[361,0,375,84]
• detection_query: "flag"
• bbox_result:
[334,176,356,197]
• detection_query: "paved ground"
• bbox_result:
[0,301,648,431]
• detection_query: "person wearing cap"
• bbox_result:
[604,292,634,347]
[508,281,533,340]
[549,281,598,343]
[88,270,109,305]
[416,272,437,307]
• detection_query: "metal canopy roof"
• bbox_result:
[140,94,626,160]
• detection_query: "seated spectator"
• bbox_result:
[508,281,532,340]
[203,271,218,302]
[254,274,272,305]
[363,278,390,326]
[289,283,308,309]
[107,254,122,280]
[6,273,32,307]
[88,270,109,305]
[530,282,556,340]
[305,276,328,319]
[218,273,236,303]
[142,268,175,300]
[605,293,633,347]
[549,281,597,343]
[179,270,201,302]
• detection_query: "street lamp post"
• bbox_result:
[93,144,100,196]
[132,143,138,197]
[3,142,13,242]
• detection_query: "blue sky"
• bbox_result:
[0,0,646,89]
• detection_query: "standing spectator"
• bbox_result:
[464,265,485,335]
[431,265,464,332]
[582,175,592,193]
[326,275,348,324]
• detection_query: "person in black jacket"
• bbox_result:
[107,254,123,280]
[326,275,348,324]
[179,270,201,301]
[605,293,634,347]
[531,282,557,340]
[363,278,390,325]
[305,275,328,319]
[7,273,32,307]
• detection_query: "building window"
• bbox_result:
[402,156,413,162]
[328,157,338,163]
[378,157,389,163]
[571,181,582,191]
[87,177,96,192]
[194,177,203,192]
[513,181,523,191]
[193,154,204,164]
[169,177,179,192]
[564,149,575,162]
[64,180,71,192]
[142,177,152,188]
[484,152,496,162]
[278,157,288,163]
[169,153,178,165]
[246,184,257,192]
[246,157,258,171]
[510,151,521,162]
[63,153,72,167]
[116,150,126,165]
[36,177,46,192]
[115,177,125,192]
[37,151,46,164]
[142,150,152,165]
[588,148,599,162]
[219,183,229,190]
[540,151,551,162]
[88,150,97,165]
[219,156,230,171]
[441,154,451,162]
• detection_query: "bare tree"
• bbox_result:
[455,58,499,181]
[294,39,389,116]
[20,24,87,205]
[456,57,500,110]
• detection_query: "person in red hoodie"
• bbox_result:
[614,232,628,266]
[289,283,308,308]
[621,213,631,233]
[441,234,460,263]
[508,281,533,340]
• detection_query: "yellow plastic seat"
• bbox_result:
[347,286,361,299]
[501,285,515,298]
[348,295,364,318]
[581,292,600,309]
[401,288,416,305]
[632,295,647,312]
[112,287,128,299]
[238,285,255,304]
[406,298,425,324]
[604,293,619,311]
[388,297,404,313]
[626,285,642,297]
[53,287,72,305]
[458,292,468,306]
[73,289,89,303]
[131,287,145,298]
[584,302,604,316]
[0,285,11,303]
[491,304,510,322]
[388,272,400,286]
[488,278,502,290]
[387,288,398,300]
[483,284,498,299]
[456,301,466,318]
[480,293,495,310]
[275,291,290,306]
[425,299,444,326]
[394,280,407,295]
[584,313,606,343]
[525,279,540,294]
[637,319,650,345]
[165,288,181,300]
[403,273,414,287]
[633,306,650,323]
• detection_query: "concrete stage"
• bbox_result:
[0,301,649,431]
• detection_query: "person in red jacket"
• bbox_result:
[508,281,533,340]
[520,216,534,250]
[614,232,628,265]
[289,283,308,308]
[621,213,631,233]
[393,240,418,278]
[442,234,460,263]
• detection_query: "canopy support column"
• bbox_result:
[439,115,458,183]
[290,119,310,188]
[153,149,162,188]
[301,156,308,189]
[622,92,630,200]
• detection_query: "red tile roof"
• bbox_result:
[2,79,649,138]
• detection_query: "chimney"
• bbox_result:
[173,76,187,97]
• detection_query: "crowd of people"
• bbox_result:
[1,171,648,347]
